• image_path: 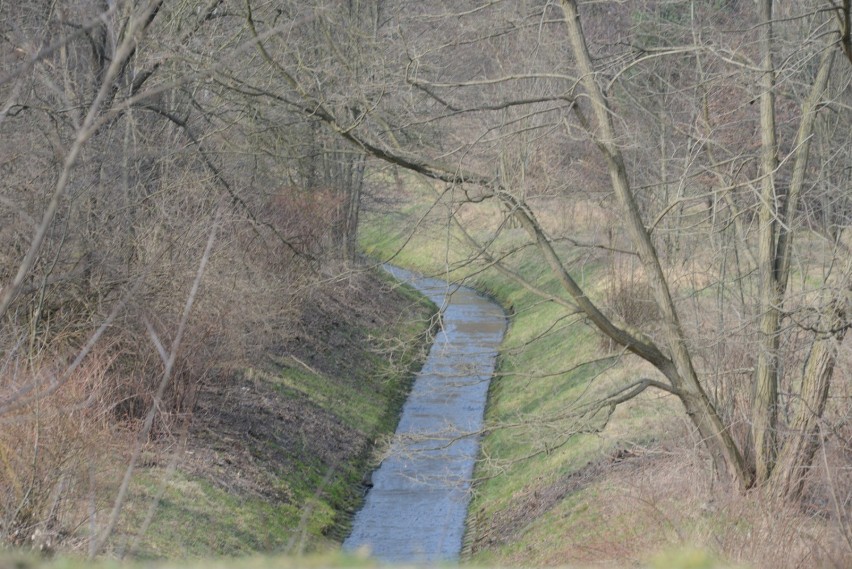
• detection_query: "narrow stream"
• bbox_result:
[343,265,506,564]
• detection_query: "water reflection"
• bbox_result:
[343,266,506,563]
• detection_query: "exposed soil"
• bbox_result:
[186,373,365,501]
[183,266,434,507]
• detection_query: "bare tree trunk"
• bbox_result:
[341,152,365,260]
[771,296,846,498]
[560,0,751,491]
[838,0,852,65]
[753,0,780,485]
[766,46,838,497]
[753,10,837,485]
[321,142,365,261]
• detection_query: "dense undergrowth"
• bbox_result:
[1,262,436,561]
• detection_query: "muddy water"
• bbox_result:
[343,265,506,563]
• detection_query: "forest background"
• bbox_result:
[1,1,851,567]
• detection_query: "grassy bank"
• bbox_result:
[361,173,849,568]
[358,182,847,568]
[359,195,681,566]
[27,266,438,562]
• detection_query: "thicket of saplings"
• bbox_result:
[0,2,362,554]
[0,172,354,554]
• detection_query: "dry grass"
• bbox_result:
[0,176,370,556]
[0,347,130,553]
[511,433,852,569]
[362,183,852,568]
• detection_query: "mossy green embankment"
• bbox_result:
[0,547,731,569]
[107,268,437,560]
[359,193,692,567]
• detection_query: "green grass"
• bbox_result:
[118,471,307,559]
[251,363,387,435]
[106,269,438,561]
[358,187,679,566]
[0,548,736,569]
[0,551,385,569]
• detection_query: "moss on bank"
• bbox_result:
[105,266,437,560]
[357,199,697,567]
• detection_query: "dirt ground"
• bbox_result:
[186,373,365,501]
[182,265,434,525]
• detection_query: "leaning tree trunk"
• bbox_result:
[560,0,751,491]
[771,296,846,499]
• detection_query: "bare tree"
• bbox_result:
[2,0,850,555]
[241,0,851,497]
[0,0,357,549]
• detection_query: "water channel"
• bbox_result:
[343,265,506,563]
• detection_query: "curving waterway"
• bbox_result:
[343,265,506,563]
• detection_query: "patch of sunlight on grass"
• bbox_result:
[256,365,385,434]
[120,470,302,559]
[648,548,731,569]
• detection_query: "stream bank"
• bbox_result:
[343,266,506,563]
[113,266,436,558]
